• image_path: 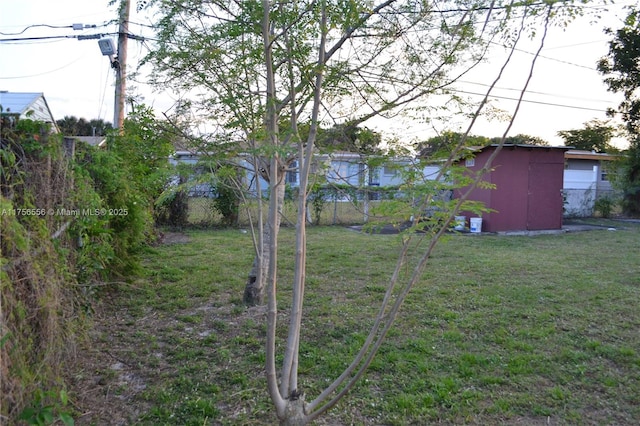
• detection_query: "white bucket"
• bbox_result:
[470,217,483,233]
[454,216,466,231]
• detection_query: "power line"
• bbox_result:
[0,32,145,43]
[0,54,89,79]
[128,20,156,30]
[454,89,611,112]
[488,40,599,71]
[457,79,617,105]
[0,35,87,42]
[543,39,610,51]
[0,23,99,36]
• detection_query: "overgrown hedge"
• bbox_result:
[0,112,170,423]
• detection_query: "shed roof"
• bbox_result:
[461,144,570,159]
[478,143,570,151]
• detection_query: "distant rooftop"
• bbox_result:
[0,91,44,115]
[0,91,58,132]
[565,150,619,161]
[71,136,106,147]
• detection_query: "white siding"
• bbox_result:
[563,167,598,190]
[563,167,598,217]
[29,97,54,123]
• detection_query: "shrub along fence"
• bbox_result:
[187,186,408,228]
[1,115,165,423]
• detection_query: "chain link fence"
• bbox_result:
[186,186,406,228]
[563,188,621,218]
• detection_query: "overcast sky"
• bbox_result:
[0,0,636,148]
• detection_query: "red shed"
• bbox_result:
[457,144,569,233]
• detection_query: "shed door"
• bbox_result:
[528,163,563,230]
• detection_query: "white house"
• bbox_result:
[0,91,59,132]
[170,150,434,200]
[262,151,442,200]
[169,150,217,197]
[563,150,618,217]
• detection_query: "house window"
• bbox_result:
[287,161,298,184]
[383,166,397,176]
[465,158,475,167]
[369,167,380,185]
[350,163,362,185]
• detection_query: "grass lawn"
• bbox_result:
[71,219,640,425]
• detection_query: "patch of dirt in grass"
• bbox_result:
[159,231,191,244]
[67,293,274,425]
[66,301,152,425]
[66,232,199,425]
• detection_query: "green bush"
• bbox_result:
[155,187,190,228]
[1,120,81,422]
[74,142,150,276]
[19,389,74,426]
[1,109,174,422]
[594,196,615,218]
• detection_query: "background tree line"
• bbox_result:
[56,116,113,136]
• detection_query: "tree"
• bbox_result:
[316,123,383,155]
[110,106,174,200]
[145,0,500,306]
[143,0,580,423]
[56,116,113,136]
[557,119,617,153]
[417,131,490,158]
[598,8,640,215]
[491,133,550,146]
[417,132,549,159]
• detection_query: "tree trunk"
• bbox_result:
[243,226,269,305]
[243,178,285,305]
[280,397,307,426]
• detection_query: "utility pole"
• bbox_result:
[113,0,130,131]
